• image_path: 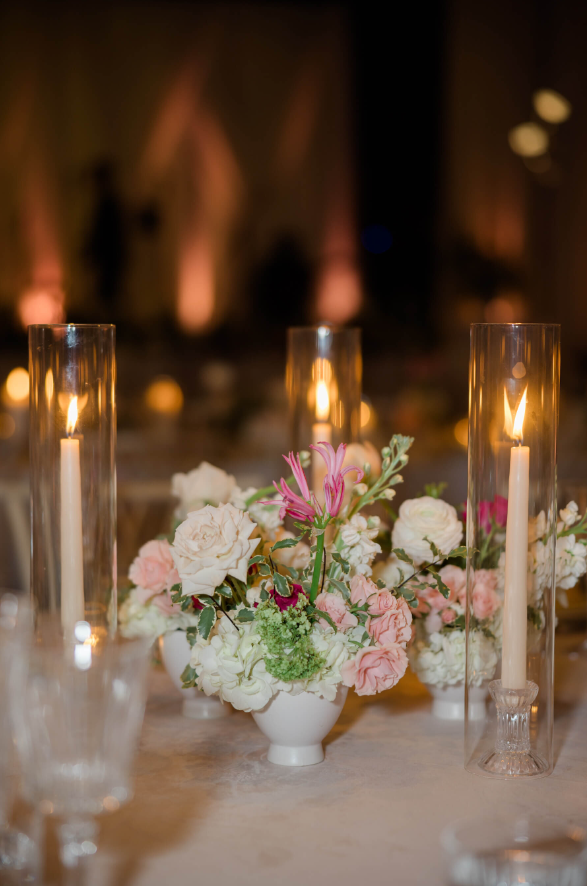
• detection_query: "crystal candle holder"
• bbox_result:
[465,323,560,779]
[29,325,116,640]
[287,326,361,495]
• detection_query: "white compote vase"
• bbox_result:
[426,682,488,721]
[160,630,228,720]
[252,685,348,766]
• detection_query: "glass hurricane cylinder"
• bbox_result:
[29,325,116,640]
[287,326,361,493]
[465,323,560,778]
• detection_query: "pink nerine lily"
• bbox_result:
[271,452,322,522]
[310,441,364,518]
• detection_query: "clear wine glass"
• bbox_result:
[11,624,152,883]
[0,591,38,883]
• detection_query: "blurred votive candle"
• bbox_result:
[60,396,85,635]
[501,387,529,690]
[311,378,332,499]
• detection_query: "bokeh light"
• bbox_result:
[360,399,372,428]
[533,89,572,124]
[0,414,16,439]
[145,376,184,415]
[17,286,65,329]
[454,417,468,448]
[4,368,29,405]
[508,122,548,157]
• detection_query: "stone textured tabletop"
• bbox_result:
[52,638,587,885]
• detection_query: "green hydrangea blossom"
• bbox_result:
[255,599,324,682]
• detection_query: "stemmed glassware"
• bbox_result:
[0,591,37,883]
[11,625,152,883]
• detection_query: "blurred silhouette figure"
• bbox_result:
[83,160,127,319]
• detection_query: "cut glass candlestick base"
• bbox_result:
[478,679,548,777]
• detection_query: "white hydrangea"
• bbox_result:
[335,514,381,577]
[190,615,356,711]
[410,630,498,688]
[192,617,278,712]
[118,588,199,639]
[372,553,415,588]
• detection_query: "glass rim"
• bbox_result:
[470,322,561,329]
[287,325,361,334]
[27,323,116,330]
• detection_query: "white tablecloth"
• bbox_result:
[52,637,587,886]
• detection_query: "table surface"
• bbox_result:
[48,636,587,886]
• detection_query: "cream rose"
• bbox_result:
[392,496,463,565]
[171,462,237,519]
[171,503,260,596]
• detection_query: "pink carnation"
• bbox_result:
[129,539,176,593]
[367,596,412,645]
[472,569,501,620]
[315,593,358,631]
[349,574,378,607]
[438,565,466,604]
[341,644,408,696]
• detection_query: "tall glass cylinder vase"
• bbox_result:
[465,323,560,778]
[287,326,361,496]
[29,325,116,641]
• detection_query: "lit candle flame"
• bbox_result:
[504,386,527,443]
[513,387,527,442]
[316,381,330,421]
[66,396,78,437]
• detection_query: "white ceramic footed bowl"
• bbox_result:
[252,684,348,766]
[426,682,488,721]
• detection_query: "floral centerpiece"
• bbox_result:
[158,437,470,763]
[375,491,587,714]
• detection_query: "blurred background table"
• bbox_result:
[40,635,587,885]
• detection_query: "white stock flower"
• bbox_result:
[172,462,237,519]
[372,553,415,589]
[410,629,497,688]
[392,497,463,565]
[559,501,579,528]
[336,514,381,577]
[556,535,587,590]
[172,503,260,596]
[528,510,548,545]
[118,588,199,639]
